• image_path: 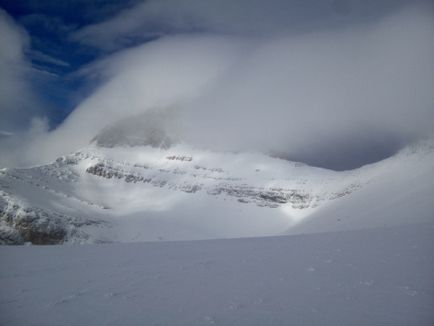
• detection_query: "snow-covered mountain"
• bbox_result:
[1,138,433,245]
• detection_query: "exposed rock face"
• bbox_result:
[208,185,312,208]
[166,155,193,162]
[85,162,316,209]
[0,198,66,244]
[15,214,66,245]
[0,225,24,245]
[92,110,177,149]
[0,191,103,245]
[86,163,124,180]
[86,162,201,192]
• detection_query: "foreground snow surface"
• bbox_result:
[1,222,433,326]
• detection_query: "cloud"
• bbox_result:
[34,35,250,160]
[180,6,434,163]
[0,117,49,167]
[67,7,434,167]
[30,50,70,67]
[2,2,434,170]
[0,8,50,132]
[0,8,62,167]
[71,0,418,51]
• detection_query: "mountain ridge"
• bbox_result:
[1,139,433,245]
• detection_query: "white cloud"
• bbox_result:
[180,7,434,158]
[2,3,433,169]
[36,35,251,160]
[0,9,59,167]
[71,0,416,51]
[0,8,49,132]
[69,7,434,152]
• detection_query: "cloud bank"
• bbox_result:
[1,1,434,170]
[0,9,46,131]
[0,9,57,166]
[72,0,418,51]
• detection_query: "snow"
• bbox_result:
[287,140,434,234]
[1,140,433,324]
[1,139,434,243]
[1,222,433,325]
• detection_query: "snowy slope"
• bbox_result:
[1,222,433,325]
[0,139,433,325]
[287,140,434,234]
[0,139,433,244]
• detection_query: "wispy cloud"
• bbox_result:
[71,0,418,51]
[30,49,70,67]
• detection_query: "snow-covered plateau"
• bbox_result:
[0,139,433,325]
[1,222,433,325]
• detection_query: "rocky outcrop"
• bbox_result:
[0,192,103,245]
[92,109,176,149]
[15,215,66,245]
[208,185,312,208]
[85,162,315,208]
[0,203,66,245]
[0,225,24,245]
[166,155,193,162]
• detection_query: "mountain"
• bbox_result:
[1,136,433,325]
[1,138,433,245]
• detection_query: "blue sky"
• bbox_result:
[0,0,142,126]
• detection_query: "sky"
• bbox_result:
[0,0,433,169]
